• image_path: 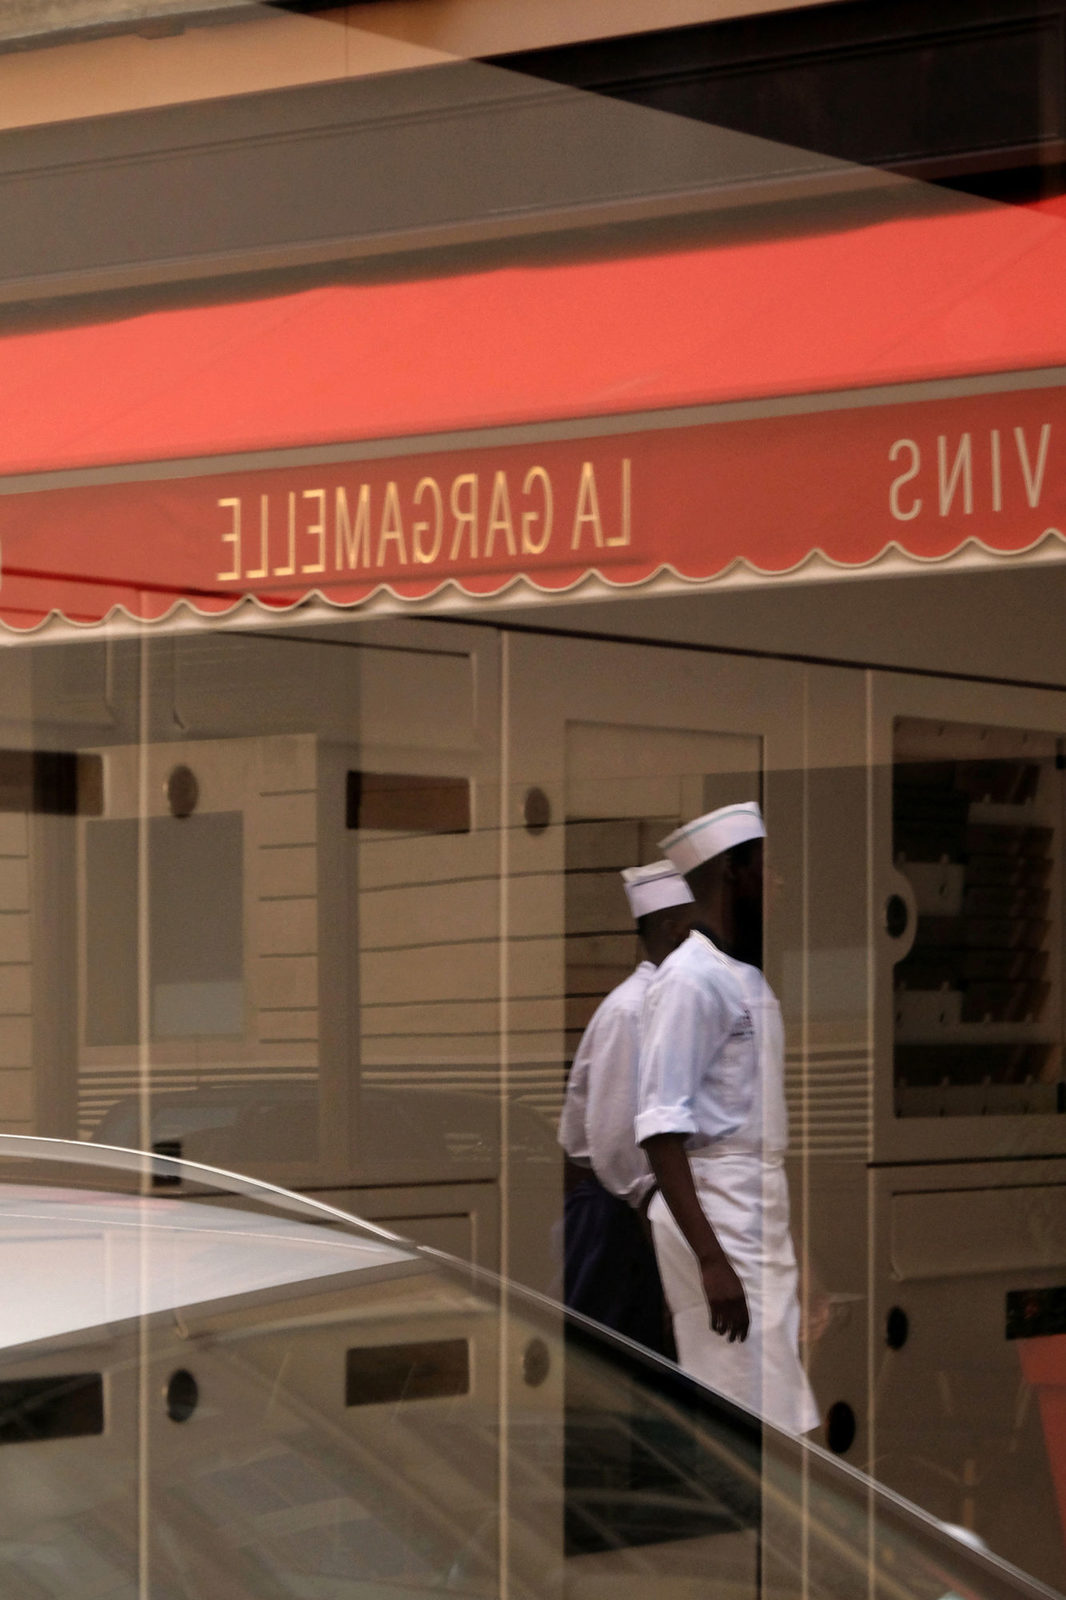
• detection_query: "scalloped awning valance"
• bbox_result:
[2,190,1065,630]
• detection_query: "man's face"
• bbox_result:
[734,838,764,907]
[731,838,764,968]
[644,903,696,964]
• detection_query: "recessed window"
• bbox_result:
[0,1374,104,1444]
[0,750,102,815]
[345,1340,469,1406]
[346,772,470,835]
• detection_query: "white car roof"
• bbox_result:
[0,1184,417,1350]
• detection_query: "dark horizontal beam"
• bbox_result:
[490,0,1066,201]
[0,54,902,318]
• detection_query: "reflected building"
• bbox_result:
[0,0,1065,1592]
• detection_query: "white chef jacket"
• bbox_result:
[558,961,656,1208]
[634,930,787,1156]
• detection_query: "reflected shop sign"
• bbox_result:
[0,383,1062,629]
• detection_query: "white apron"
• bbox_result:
[649,963,819,1436]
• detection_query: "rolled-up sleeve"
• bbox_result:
[636,966,750,1148]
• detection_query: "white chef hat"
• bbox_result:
[659,801,765,877]
[621,860,694,919]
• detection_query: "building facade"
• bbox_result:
[2,0,1066,1590]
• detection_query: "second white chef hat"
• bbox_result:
[621,860,694,918]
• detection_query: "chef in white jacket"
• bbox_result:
[559,860,693,1354]
[636,802,819,1435]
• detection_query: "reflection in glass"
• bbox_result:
[893,718,1062,1118]
[0,1137,1051,1600]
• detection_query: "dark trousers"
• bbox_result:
[564,1171,675,1360]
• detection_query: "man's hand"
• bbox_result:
[700,1254,749,1342]
[643,1133,751,1343]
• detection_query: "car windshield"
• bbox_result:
[0,1135,1055,1600]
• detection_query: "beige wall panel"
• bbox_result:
[360,876,496,949]
[0,1072,33,1123]
[0,860,30,912]
[361,1036,501,1064]
[258,844,317,898]
[506,817,568,878]
[259,735,317,793]
[567,965,632,1000]
[510,996,564,1033]
[361,941,497,1005]
[0,1019,31,1069]
[892,1186,1066,1280]
[0,967,31,1015]
[357,830,495,891]
[0,816,28,856]
[258,1010,319,1044]
[567,721,761,783]
[0,915,30,964]
[565,996,600,1033]
[565,775,692,820]
[259,792,317,847]
[359,649,474,752]
[508,873,564,938]
[566,932,636,967]
[565,875,631,935]
[507,1031,565,1060]
[255,955,318,1009]
[360,998,499,1036]
[360,996,560,1038]
[565,819,643,870]
[506,937,565,1000]
[170,636,339,735]
[259,898,318,956]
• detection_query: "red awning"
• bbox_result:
[1,189,1066,629]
